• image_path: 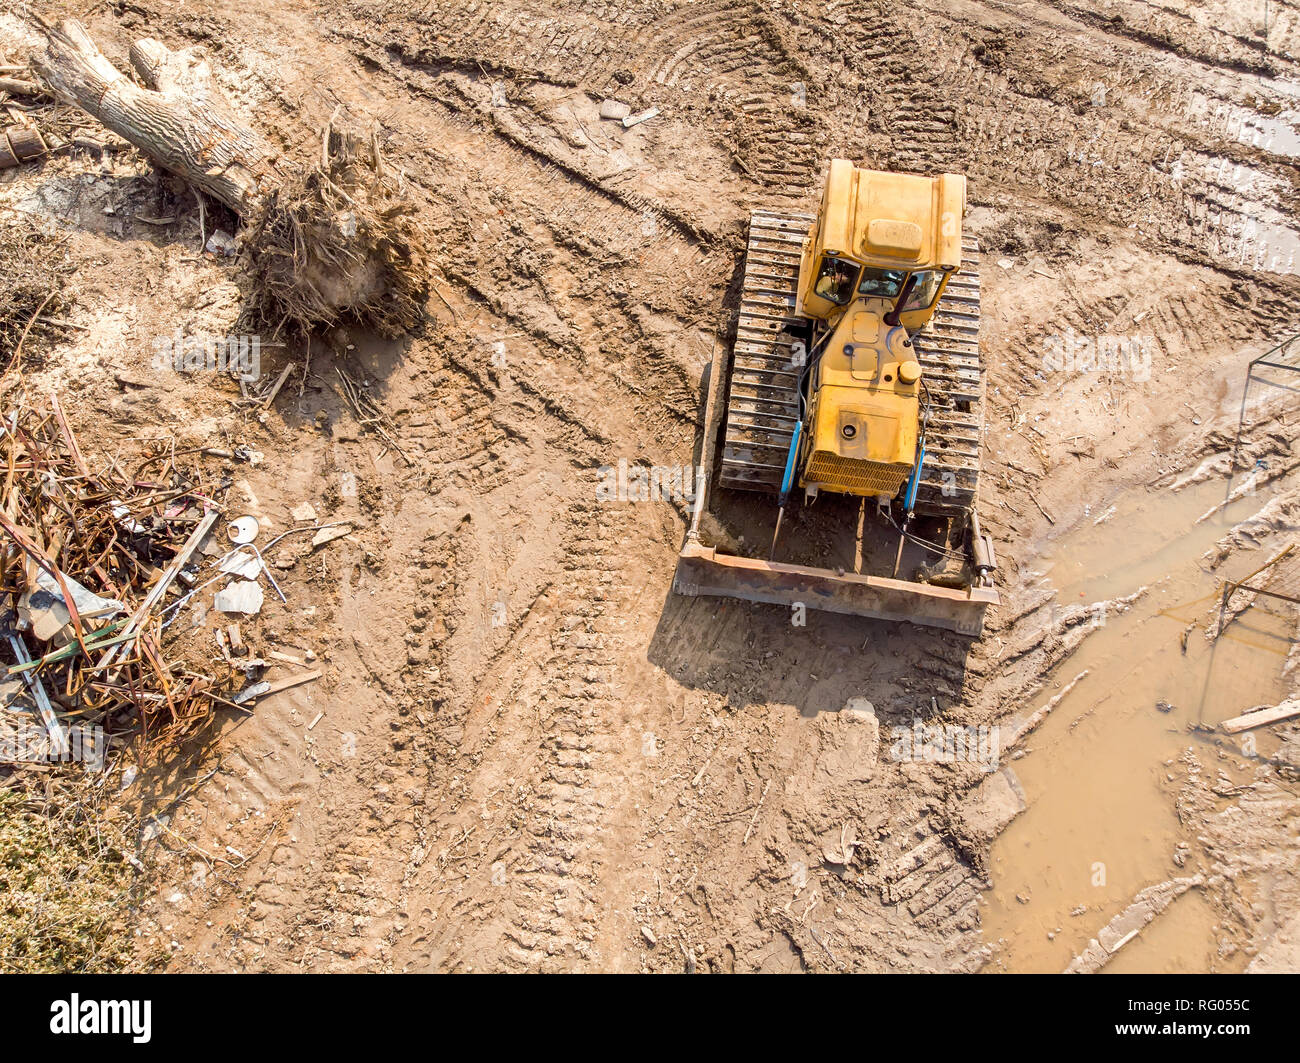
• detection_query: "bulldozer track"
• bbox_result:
[874,813,983,956]
[719,208,814,492]
[500,501,631,971]
[911,237,984,517]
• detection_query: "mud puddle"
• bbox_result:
[982,476,1294,972]
[1186,91,1300,159]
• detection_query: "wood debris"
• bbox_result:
[0,394,237,760]
[334,366,411,465]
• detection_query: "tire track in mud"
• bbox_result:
[310,35,726,423]
[783,0,1300,278]
[497,501,631,970]
[1042,0,1289,76]
[264,20,716,966]
[874,811,982,949]
[636,592,1000,971]
[920,1,1300,276]
[616,0,821,196]
[388,482,659,972]
[795,4,965,175]
[339,0,822,198]
[312,315,672,971]
[154,320,644,970]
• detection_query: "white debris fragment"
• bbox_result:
[19,568,126,641]
[599,99,632,121]
[227,515,260,544]
[110,498,146,534]
[214,580,264,615]
[311,524,352,549]
[205,229,236,255]
[231,680,270,705]
[622,106,660,129]
[218,549,262,580]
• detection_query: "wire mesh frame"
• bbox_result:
[1214,336,1300,644]
[1217,543,1300,645]
[1225,543,1300,602]
[1226,333,1300,502]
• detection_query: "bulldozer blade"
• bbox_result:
[673,540,998,636]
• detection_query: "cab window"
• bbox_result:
[857,266,907,298]
[813,256,858,305]
[901,270,945,311]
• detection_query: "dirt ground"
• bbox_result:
[1,0,1298,972]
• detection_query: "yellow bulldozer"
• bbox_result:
[674,159,999,635]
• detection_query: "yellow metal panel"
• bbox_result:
[818,158,856,257]
[853,169,935,266]
[866,218,923,257]
[816,312,921,392]
[935,173,965,270]
[850,309,881,344]
[815,160,967,270]
[803,382,917,498]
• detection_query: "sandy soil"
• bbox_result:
[1,0,1298,972]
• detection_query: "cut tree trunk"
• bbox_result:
[21,12,428,337]
[27,16,279,214]
[5,125,47,162]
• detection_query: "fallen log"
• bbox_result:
[27,15,277,213]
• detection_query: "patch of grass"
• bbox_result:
[0,784,159,972]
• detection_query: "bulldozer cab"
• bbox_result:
[798,160,966,334]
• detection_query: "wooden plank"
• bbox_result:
[97,509,220,674]
[1221,698,1300,734]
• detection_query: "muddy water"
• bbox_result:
[1185,91,1300,159]
[981,477,1295,973]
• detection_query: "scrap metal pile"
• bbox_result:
[0,394,231,763]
